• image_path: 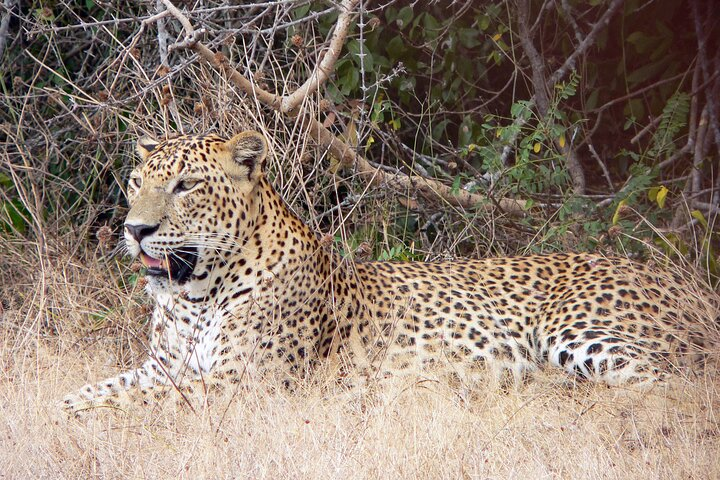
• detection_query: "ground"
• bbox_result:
[1,251,719,479]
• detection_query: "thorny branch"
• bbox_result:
[157,0,528,215]
[280,0,357,114]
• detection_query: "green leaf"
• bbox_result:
[347,40,374,71]
[586,89,599,111]
[431,119,450,141]
[510,101,533,120]
[458,116,474,147]
[626,31,654,54]
[396,6,413,29]
[386,36,405,61]
[451,175,462,195]
[423,14,440,35]
[626,61,666,86]
[651,91,690,158]
[478,14,490,31]
[292,4,311,20]
[623,116,636,130]
[0,172,13,189]
[1,200,30,234]
[34,8,55,21]
[624,99,645,121]
[458,28,481,48]
[691,210,708,229]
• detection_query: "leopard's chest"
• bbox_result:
[151,299,226,375]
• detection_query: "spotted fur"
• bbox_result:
[62,131,715,413]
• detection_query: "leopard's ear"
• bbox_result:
[136,136,159,160]
[224,131,268,182]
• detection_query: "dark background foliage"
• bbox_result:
[0,0,718,284]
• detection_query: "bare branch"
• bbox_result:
[155,0,170,66]
[0,0,17,61]
[158,0,527,215]
[281,0,358,113]
[168,27,207,52]
[587,144,614,192]
[516,0,549,114]
[161,0,195,35]
[692,0,720,155]
[692,106,709,195]
[189,40,281,108]
[549,0,625,85]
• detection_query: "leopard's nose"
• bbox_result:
[124,223,159,243]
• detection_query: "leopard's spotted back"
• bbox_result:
[62,131,716,414]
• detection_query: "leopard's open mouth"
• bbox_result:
[139,247,198,284]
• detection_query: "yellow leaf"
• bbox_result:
[655,185,669,209]
[559,134,566,148]
[492,33,502,41]
[648,186,660,202]
[612,199,627,225]
[328,155,341,174]
[341,117,358,148]
[533,142,541,153]
[468,143,477,152]
[496,129,501,138]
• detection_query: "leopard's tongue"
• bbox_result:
[140,252,166,269]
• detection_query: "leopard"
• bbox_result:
[62,130,716,413]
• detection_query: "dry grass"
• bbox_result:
[2,4,719,478]
[1,246,719,480]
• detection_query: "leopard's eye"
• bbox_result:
[130,176,142,190]
[174,179,201,193]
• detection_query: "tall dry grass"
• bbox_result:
[1,244,719,479]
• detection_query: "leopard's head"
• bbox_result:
[124,131,268,284]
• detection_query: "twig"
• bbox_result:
[0,0,17,61]
[161,0,194,34]
[587,144,614,192]
[590,71,689,115]
[516,0,549,114]
[280,0,358,113]
[692,1,720,156]
[657,143,692,170]
[692,106,709,195]
[630,116,662,145]
[549,0,625,86]
[559,0,584,44]
[156,0,170,66]
[168,28,207,52]
[692,201,720,217]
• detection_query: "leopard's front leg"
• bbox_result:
[61,356,179,414]
[61,306,203,415]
